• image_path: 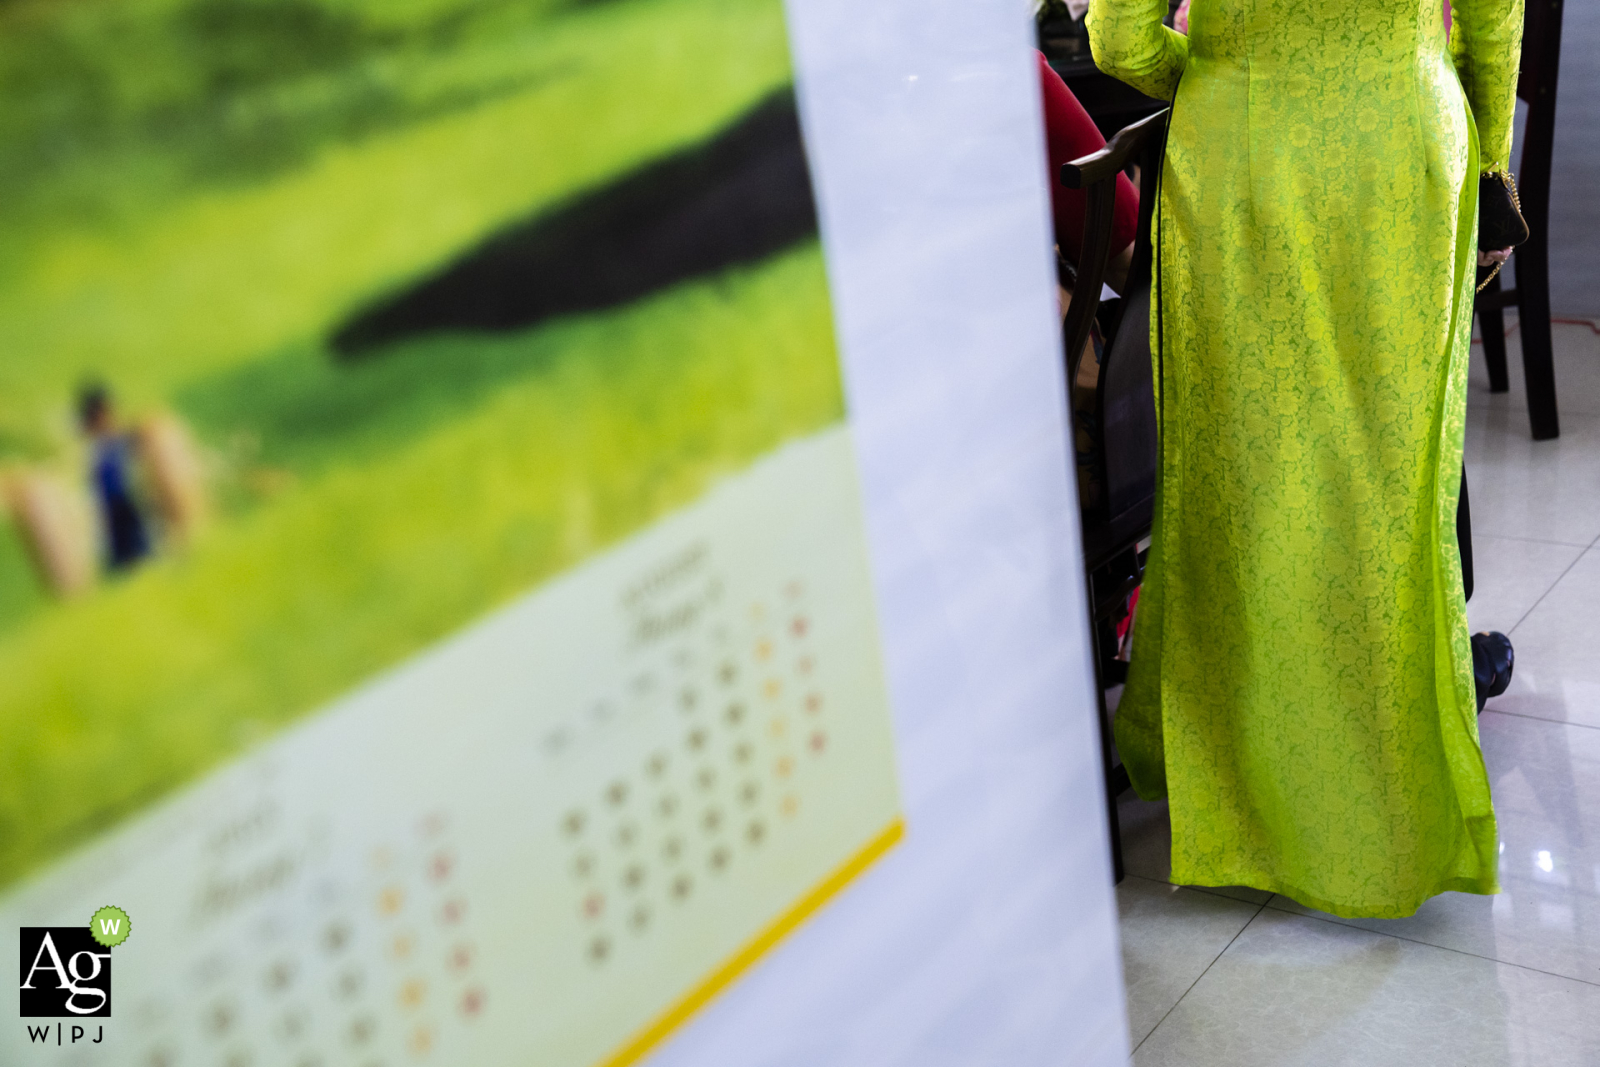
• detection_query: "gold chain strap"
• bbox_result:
[1475,170,1519,295]
[1499,169,1522,215]
[1476,260,1505,294]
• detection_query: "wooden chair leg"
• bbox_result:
[1088,579,1125,885]
[1099,701,1125,886]
[1512,0,1563,442]
[1477,273,1510,394]
[1458,467,1474,603]
[1516,244,1561,440]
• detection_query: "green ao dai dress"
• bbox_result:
[1088,0,1522,917]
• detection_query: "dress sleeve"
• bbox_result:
[1449,0,1524,171]
[1086,0,1189,102]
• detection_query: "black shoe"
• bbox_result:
[1471,631,1514,712]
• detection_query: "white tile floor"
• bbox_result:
[1113,318,1600,1065]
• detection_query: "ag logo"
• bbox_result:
[19,928,112,1017]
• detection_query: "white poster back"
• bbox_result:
[645,1,1131,1064]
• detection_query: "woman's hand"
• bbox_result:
[1478,247,1513,267]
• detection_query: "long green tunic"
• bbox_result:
[1089,0,1522,918]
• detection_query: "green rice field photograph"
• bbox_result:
[0,0,844,890]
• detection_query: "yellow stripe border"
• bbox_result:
[597,816,906,1067]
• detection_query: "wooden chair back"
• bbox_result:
[1057,108,1169,884]
[1060,108,1167,569]
[1476,0,1565,440]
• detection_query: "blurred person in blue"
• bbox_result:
[78,383,151,571]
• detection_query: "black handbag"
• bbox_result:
[1479,171,1529,251]
[1476,171,1528,292]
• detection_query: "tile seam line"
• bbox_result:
[1187,884,1269,906]
[1506,540,1592,634]
[1258,902,1600,989]
[1124,872,1265,905]
[1479,706,1600,732]
[1471,533,1595,549]
[1472,407,1600,419]
[1468,409,1600,432]
[1129,885,1270,1056]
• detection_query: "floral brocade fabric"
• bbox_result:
[1088,0,1522,918]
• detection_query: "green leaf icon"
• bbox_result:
[90,905,131,948]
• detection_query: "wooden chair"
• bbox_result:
[1476,0,1566,441]
[1060,108,1169,883]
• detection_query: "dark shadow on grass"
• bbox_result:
[178,86,821,484]
[175,239,817,482]
[330,85,816,355]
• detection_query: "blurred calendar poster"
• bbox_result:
[0,1,901,1064]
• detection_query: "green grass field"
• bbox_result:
[0,0,846,890]
[0,0,798,447]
